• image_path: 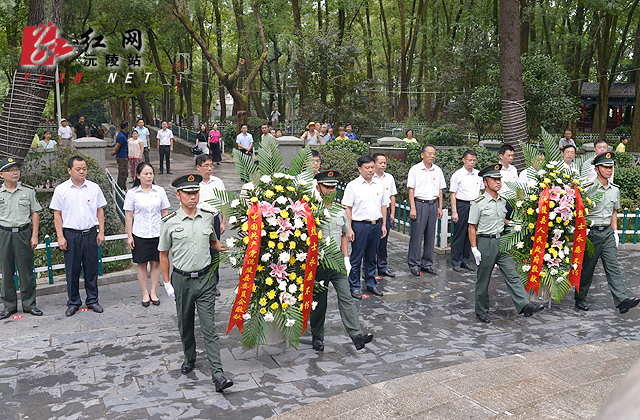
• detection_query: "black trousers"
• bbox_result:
[376,207,392,273]
[451,200,471,267]
[63,228,99,308]
[159,145,171,172]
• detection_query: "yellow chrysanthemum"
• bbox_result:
[252,284,256,292]
[548,222,553,227]
[243,236,250,244]
[549,201,556,209]
[257,265,264,272]
[298,293,304,301]
[267,289,276,299]
[260,308,266,314]
[586,198,592,205]
[275,185,284,192]
[565,257,570,263]
[530,195,537,201]
[268,241,276,249]
[564,220,570,226]
[315,217,320,225]
[282,303,289,309]
[294,229,301,237]
[280,210,290,219]
[530,236,535,241]
[541,271,546,277]
[259,297,267,306]
[306,237,311,245]
[250,196,258,203]
[303,194,310,202]
[270,302,279,310]
[290,256,296,265]
[539,183,546,189]
[318,231,323,239]
[289,241,297,250]
[528,223,535,229]
[265,190,275,198]
[564,174,570,179]
[277,242,284,250]
[289,272,297,281]
[585,209,589,215]
[311,204,317,211]
[550,172,556,178]
[241,222,249,232]
[527,208,535,215]
[269,231,278,239]
[301,263,306,270]
[564,272,569,277]
[556,217,562,223]
[296,277,303,285]
[287,186,295,192]
[265,277,273,286]
[544,178,551,184]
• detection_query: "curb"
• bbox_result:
[31,269,138,297]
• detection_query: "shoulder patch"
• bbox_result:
[474,196,484,203]
[162,211,177,222]
[610,182,619,188]
[201,208,216,215]
[582,182,594,188]
[22,184,34,190]
[499,194,507,200]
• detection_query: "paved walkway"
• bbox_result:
[1,150,639,419]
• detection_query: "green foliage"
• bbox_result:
[221,116,266,153]
[394,142,424,164]
[221,124,237,154]
[613,126,632,135]
[317,148,360,186]
[323,138,368,156]
[69,101,110,126]
[614,167,640,204]
[424,124,465,146]
[614,152,635,168]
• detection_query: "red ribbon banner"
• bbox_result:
[227,202,262,334]
[527,186,550,295]
[568,187,586,293]
[301,202,319,334]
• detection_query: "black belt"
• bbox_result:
[592,225,612,231]
[353,219,382,225]
[173,262,215,278]
[456,199,471,203]
[415,198,437,204]
[0,224,30,233]
[479,233,502,239]
[63,226,97,235]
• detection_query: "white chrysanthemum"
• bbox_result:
[553,228,563,236]
[549,211,557,220]
[319,249,325,259]
[301,233,308,241]
[537,169,546,176]
[228,216,237,224]
[564,246,570,254]
[242,182,255,190]
[570,226,575,233]
[536,208,540,214]
[261,229,267,237]
[516,200,524,208]
[287,296,297,306]
[514,225,522,232]
[556,277,564,283]
[558,250,565,259]
[260,175,272,183]
[226,238,235,247]
[522,265,531,272]
[528,180,537,188]
[516,242,524,249]
[273,173,285,178]
[267,217,278,226]
[229,256,237,265]
[278,232,289,242]
[293,218,304,229]
[231,199,240,208]
[288,284,297,294]
[285,319,296,327]
[276,196,288,205]
[298,180,307,186]
[325,236,332,245]
[586,228,591,235]
[324,209,331,218]
[319,281,325,287]
[296,252,307,261]
[312,301,318,310]
[264,313,274,322]
[261,253,271,262]
[278,281,287,291]
[543,253,551,261]
[279,252,290,263]
[550,268,558,275]
[285,174,295,180]
[242,313,251,320]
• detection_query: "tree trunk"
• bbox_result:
[379,0,394,118]
[212,0,226,121]
[594,10,618,139]
[630,17,640,152]
[291,0,308,108]
[520,0,530,55]
[499,0,527,170]
[0,0,63,159]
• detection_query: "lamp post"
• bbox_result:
[287,85,297,136]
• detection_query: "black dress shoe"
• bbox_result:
[410,269,422,277]
[167,171,174,174]
[65,306,79,317]
[379,271,395,278]
[367,287,383,297]
[460,262,476,272]
[159,171,164,174]
[618,297,640,314]
[354,332,373,350]
[476,313,490,323]
[0,309,17,320]
[575,301,589,311]
[88,304,103,313]
[181,361,195,374]
[351,290,362,300]
[521,303,544,317]
[312,336,324,352]
[214,376,233,392]
[423,267,436,275]
[452,265,463,272]
[24,308,43,316]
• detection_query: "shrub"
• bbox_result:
[323,138,368,156]
[221,116,267,153]
[614,152,635,168]
[613,166,640,204]
[425,124,465,146]
[393,142,424,164]
[317,148,360,185]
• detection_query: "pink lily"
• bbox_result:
[549,186,563,202]
[551,236,565,249]
[287,199,308,218]
[547,258,561,268]
[563,185,575,199]
[276,217,293,234]
[269,261,288,280]
[557,196,573,219]
[259,201,281,218]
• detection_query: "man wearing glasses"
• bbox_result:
[0,158,43,319]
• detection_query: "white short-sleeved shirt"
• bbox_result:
[498,164,519,194]
[40,139,57,149]
[585,164,614,184]
[50,179,107,230]
[58,125,72,139]
[134,126,150,147]
[157,128,174,146]
[197,176,226,214]
[123,185,171,238]
[236,132,253,149]
[518,167,536,184]
[373,171,397,200]
[449,167,482,201]
[342,176,390,222]
[407,162,446,200]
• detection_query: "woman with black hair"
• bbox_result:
[124,162,171,307]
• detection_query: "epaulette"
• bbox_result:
[162,211,177,222]
[582,182,594,188]
[22,183,34,190]
[201,208,216,215]
[474,196,484,203]
[610,182,619,188]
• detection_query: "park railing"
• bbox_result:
[105,168,126,226]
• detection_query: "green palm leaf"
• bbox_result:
[289,147,312,177]
[233,148,259,182]
[257,136,286,176]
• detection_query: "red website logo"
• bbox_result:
[20,23,74,66]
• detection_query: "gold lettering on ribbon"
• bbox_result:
[527,186,550,294]
[301,202,319,334]
[568,186,586,293]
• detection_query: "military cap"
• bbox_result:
[172,173,202,191]
[478,163,502,178]
[0,157,21,172]
[314,170,341,187]
[594,152,615,167]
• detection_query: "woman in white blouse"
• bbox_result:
[124,162,171,307]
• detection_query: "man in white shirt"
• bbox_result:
[135,118,151,163]
[156,120,174,174]
[372,153,397,278]
[561,144,577,170]
[498,144,518,194]
[196,154,227,297]
[57,118,72,147]
[236,124,253,156]
[450,150,482,272]
[342,155,389,299]
[261,123,275,143]
[50,156,107,317]
[585,139,614,184]
[270,108,280,125]
[407,144,446,276]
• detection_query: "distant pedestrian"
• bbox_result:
[128,130,143,182]
[0,158,43,319]
[58,118,72,146]
[498,144,518,194]
[615,135,629,153]
[74,116,87,138]
[335,126,348,141]
[270,107,280,125]
[195,124,209,155]
[236,124,253,156]
[301,122,321,145]
[559,130,576,149]
[157,120,174,174]
[111,120,130,190]
[318,124,331,145]
[345,124,356,140]
[208,123,222,164]
[40,131,57,149]
[327,127,335,141]
[403,129,417,143]
[134,119,151,163]
[275,129,283,138]
[109,122,116,144]
[124,162,170,307]
[50,156,107,317]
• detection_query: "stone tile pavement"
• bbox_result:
[0,150,637,419]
